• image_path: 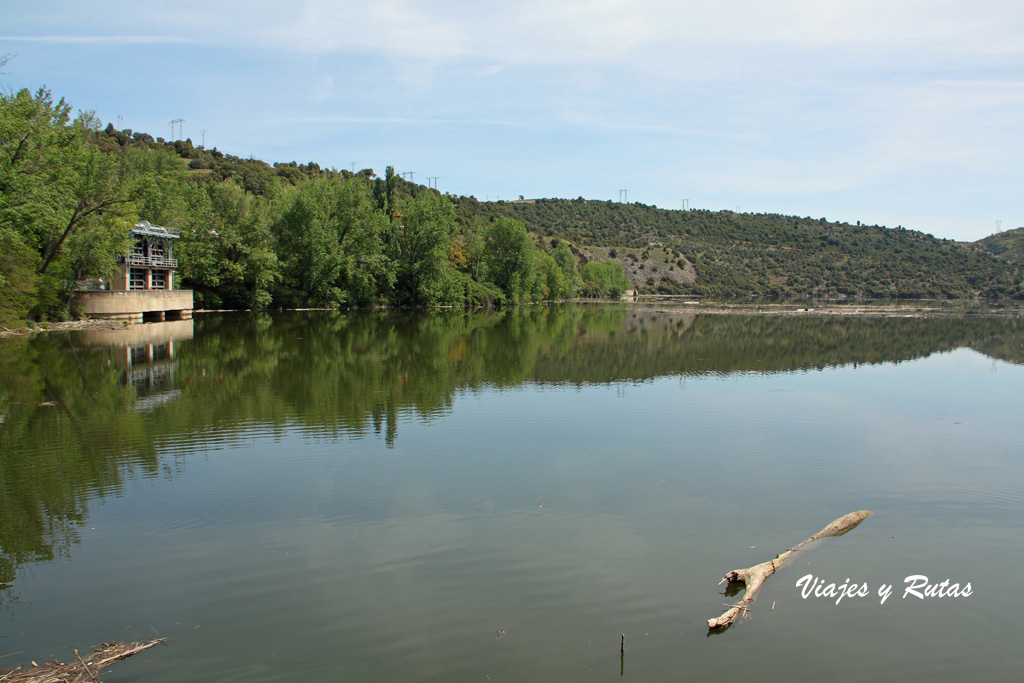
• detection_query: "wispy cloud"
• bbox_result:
[274,112,754,142]
[4,0,1020,239]
[0,35,198,45]
[261,0,465,62]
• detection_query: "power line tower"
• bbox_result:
[427,177,438,189]
[996,220,1003,232]
[116,114,123,129]
[201,129,207,148]
[169,118,185,141]
[682,199,689,211]
[619,189,628,203]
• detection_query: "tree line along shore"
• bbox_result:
[2,86,1022,327]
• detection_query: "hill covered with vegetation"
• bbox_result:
[975,227,1024,266]
[458,198,1024,299]
[0,88,605,325]
[2,86,1021,326]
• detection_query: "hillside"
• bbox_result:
[975,227,1024,266]
[81,122,1024,301]
[455,197,1024,299]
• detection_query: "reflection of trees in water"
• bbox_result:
[0,306,1021,586]
[0,335,163,588]
[967,332,1024,365]
[533,311,1024,381]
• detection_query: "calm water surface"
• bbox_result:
[1,304,1022,681]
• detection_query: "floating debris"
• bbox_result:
[0,638,165,683]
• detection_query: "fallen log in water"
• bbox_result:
[708,510,871,631]
[0,638,165,683]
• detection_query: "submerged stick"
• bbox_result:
[620,633,625,677]
[74,649,98,682]
[707,510,870,630]
[91,639,165,669]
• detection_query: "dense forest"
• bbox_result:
[2,87,1022,325]
[0,88,603,326]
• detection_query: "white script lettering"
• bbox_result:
[903,575,973,599]
[795,574,870,605]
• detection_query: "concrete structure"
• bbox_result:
[75,220,193,322]
[75,289,193,322]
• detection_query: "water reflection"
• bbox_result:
[0,305,1021,587]
[77,319,194,411]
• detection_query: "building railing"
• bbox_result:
[127,254,178,268]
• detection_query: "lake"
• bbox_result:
[1,304,1022,681]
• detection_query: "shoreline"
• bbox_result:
[2,299,1019,339]
[0,319,129,339]
[637,300,1023,318]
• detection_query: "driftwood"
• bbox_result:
[707,510,871,630]
[0,639,165,683]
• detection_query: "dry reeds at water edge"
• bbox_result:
[0,638,165,683]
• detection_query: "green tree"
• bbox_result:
[275,178,344,306]
[0,89,76,238]
[533,249,564,301]
[175,185,224,307]
[482,217,536,303]
[552,241,582,298]
[208,180,281,309]
[0,88,77,316]
[373,165,399,218]
[389,191,456,305]
[331,180,394,306]
[581,260,631,298]
[275,176,392,307]
[175,179,282,309]
[123,145,192,226]
[36,142,140,276]
[0,239,39,326]
[0,89,143,317]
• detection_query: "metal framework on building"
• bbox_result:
[114,221,180,292]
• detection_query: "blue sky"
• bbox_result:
[3,0,1022,241]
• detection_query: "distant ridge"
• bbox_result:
[975,227,1024,266]
[454,197,1024,299]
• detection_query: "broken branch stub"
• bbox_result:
[707,510,871,631]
